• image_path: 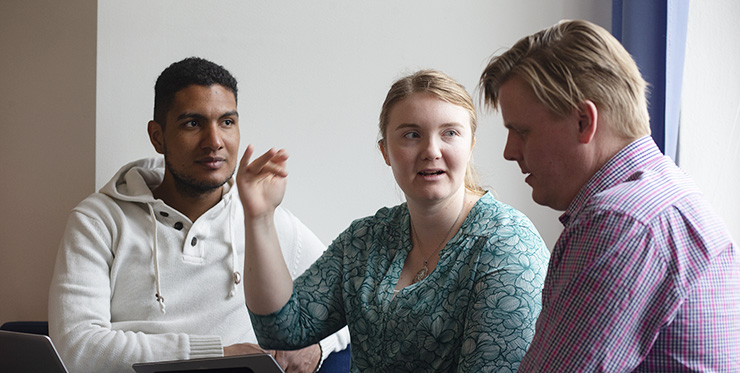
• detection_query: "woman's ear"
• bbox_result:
[577,100,598,144]
[148,120,166,154]
[378,139,391,166]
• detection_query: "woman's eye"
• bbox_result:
[403,132,420,139]
[444,129,459,137]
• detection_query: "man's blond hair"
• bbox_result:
[480,19,651,139]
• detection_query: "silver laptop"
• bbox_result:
[0,330,69,372]
[133,353,285,373]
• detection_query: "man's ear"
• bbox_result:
[378,139,391,166]
[148,120,165,154]
[576,100,598,144]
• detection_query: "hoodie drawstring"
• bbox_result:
[148,204,167,314]
[228,198,241,297]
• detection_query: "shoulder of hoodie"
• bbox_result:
[70,157,164,224]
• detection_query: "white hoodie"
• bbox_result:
[48,157,349,372]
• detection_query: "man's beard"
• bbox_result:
[165,158,234,198]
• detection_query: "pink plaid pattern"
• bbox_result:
[519,136,740,372]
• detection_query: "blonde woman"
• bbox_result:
[238,70,550,371]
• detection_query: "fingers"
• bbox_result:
[251,148,289,177]
[271,347,319,373]
[224,342,271,357]
[238,144,255,174]
[239,145,290,178]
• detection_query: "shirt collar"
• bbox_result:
[559,136,663,226]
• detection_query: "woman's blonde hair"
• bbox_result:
[379,69,485,195]
[480,19,651,139]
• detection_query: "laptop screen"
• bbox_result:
[0,330,68,373]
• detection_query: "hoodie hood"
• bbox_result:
[100,157,166,203]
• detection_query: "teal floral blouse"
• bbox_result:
[251,192,550,372]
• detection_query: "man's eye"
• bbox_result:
[223,119,235,126]
[184,121,198,128]
[510,127,526,137]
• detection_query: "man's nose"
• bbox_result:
[201,124,224,150]
[503,132,521,161]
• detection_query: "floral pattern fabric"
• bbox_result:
[251,192,550,372]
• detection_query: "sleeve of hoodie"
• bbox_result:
[274,207,351,364]
[48,203,223,373]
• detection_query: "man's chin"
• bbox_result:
[532,191,569,211]
[174,175,233,197]
[531,190,549,207]
[165,159,235,197]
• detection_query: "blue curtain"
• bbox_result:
[612,0,689,162]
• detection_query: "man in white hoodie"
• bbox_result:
[48,57,349,373]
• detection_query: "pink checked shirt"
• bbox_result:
[518,136,740,371]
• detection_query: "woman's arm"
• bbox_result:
[273,207,351,363]
[250,225,351,350]
[457,222,549,372]
[237,145,295,314]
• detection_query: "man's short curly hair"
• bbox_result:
[153,57,238,126]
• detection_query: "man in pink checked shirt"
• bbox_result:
[479,20,740,371]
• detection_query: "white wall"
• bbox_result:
[96,0,612,249]
[681,0,740,242]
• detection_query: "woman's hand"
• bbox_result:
[237,145,290,219]
[224,343,321,373]
[223,342,274,357]
[272,344,322,373]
